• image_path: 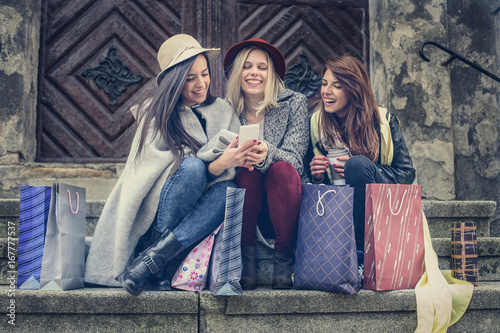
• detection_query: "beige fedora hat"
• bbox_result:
[156,34,220,85]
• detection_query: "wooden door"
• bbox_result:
[36,0,368,162]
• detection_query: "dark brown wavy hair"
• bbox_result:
[136,54,215,175]
[319,55,381,163]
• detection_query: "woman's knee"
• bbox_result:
[266,161,301,183]
[179,157,207,182]
[344,155,377,186]
[265,161,302,192]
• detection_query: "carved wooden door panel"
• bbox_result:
[220,0,368,105]
[37,0,183,162]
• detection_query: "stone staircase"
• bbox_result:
[0,198,498,332]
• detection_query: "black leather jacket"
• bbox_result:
[377,112,415,184]
[310,112,416,185]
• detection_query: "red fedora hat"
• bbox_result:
[223,38,286,79]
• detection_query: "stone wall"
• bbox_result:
[0,0,40,164]
[447,0,500,236]
[370,0,455,201]
[370,0,499,236]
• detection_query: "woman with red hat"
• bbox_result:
[224,39,309,289]
[85,34,255,296]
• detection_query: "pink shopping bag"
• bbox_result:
[364,184,425,291]
[171,223,223,291]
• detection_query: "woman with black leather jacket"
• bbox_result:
[309,55,415,254]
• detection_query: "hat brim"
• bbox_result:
[223,39,286,80]
[156,48,220,86]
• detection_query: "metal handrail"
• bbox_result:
[419,40,500,83]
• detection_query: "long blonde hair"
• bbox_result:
[225,46,284,115]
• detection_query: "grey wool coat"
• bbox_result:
[84,98,240,287]
[239,89,310,181]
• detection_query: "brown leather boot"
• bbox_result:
[240,245,257,290]
[272,251,294,289]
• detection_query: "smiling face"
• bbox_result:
[181,54,210,107]
[321,69,351,119]
[240,49,268,101]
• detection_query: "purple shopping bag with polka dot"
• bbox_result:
[171,223,223,291]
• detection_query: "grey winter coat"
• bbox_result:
[84,98,239,286]
[239,89,309,181]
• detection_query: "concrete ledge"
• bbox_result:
[0,283,498,332]
[199,283,500,332]
[422,200,496,218]
[0,286,197,314]
[206,283,500,333]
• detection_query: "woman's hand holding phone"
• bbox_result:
[208,137,255,176]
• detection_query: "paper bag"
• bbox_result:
[294,184,359,294]
[40,183,86,290]
[364,184,425,291]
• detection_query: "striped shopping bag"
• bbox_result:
[364,184,425,291]
[208,187,245,295]
[17,185,52,289]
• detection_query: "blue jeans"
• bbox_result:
[344,155,389,251]
[155,157,235,248]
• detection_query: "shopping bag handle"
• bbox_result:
[316,189,337,216]
[387,188,407,215]
[67,190,79,214]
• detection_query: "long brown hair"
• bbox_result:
[319,55,381,163]
[136,54,214,175]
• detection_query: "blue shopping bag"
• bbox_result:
[294,184,359,294]
[17,185,52,289]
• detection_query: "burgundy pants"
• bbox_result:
[236,161,302,253]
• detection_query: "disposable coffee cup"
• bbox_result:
[327,148,350,185]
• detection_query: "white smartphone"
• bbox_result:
[238,124,259,147]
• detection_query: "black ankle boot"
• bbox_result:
[119,229,184,296]
[146,266,171,291]
[272,251,295,289]
[145,228,171,291]
[240,245,257,290]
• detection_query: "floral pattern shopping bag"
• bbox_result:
[171,223,223,291]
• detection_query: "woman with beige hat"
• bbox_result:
[85,34,254,296]
[223,39,309,289]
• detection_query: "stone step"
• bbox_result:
[0,283,498,332]
[1,237,499,286]
[0,199,496,238]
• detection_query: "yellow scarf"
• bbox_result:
[415,212,474,332]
